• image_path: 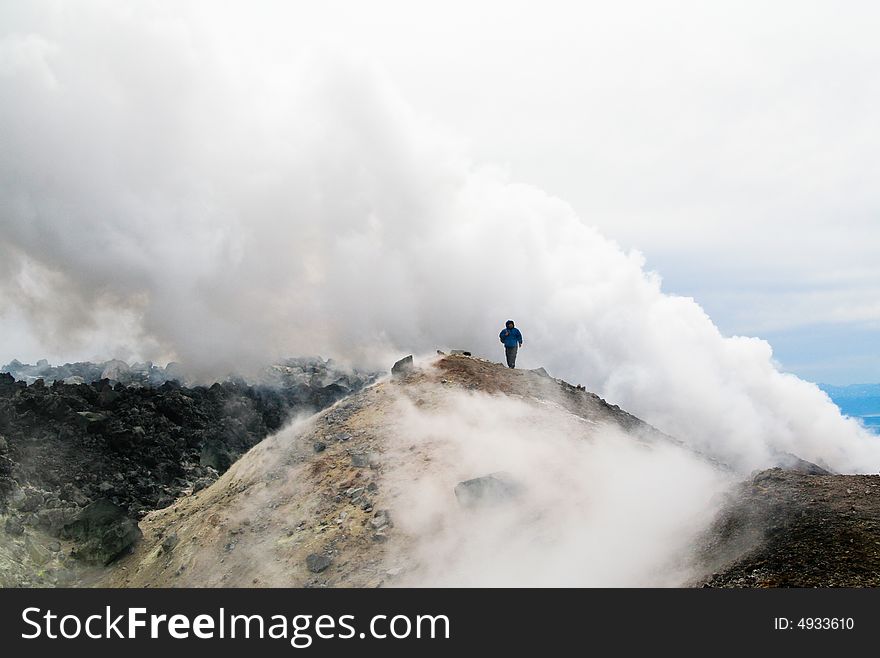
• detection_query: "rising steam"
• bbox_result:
[383,386,733,586]
[1,2,878,476]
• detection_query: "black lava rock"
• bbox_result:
[0,357,377,566]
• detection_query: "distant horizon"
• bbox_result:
[1,353,878,388]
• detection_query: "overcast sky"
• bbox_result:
[2,0,879,384]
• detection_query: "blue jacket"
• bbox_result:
[500,327,523,348]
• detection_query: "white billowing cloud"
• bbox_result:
[1,2,879,473]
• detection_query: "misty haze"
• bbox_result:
[1,1,879,590]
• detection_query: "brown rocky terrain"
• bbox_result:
[103,353,697,587]
[697,468,880,587]
[6,353,878,588]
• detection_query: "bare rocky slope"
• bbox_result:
[104,353,698,587]
[97,353,880,588]
[696,468,880,587]
[6,353,878,587]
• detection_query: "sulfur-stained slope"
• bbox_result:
[102,354,726,587]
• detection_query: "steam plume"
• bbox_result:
[1,3,878,473]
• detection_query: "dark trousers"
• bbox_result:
[505,345,518,368]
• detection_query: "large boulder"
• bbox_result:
[391,355,414,377]
[61,499,142,565]
[454,472,523,508]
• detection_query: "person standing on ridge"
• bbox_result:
[499,320,523,369]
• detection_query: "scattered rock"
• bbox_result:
[450,350,472,356]
[350,452,376,468]
[191,477,214,493]
[59,483,89,507]
[313,441,327,453]
[4,516,24,536]
[35,506,79,535]
[14,488,45,513]
[161,533,179,552]
[306,553,332,573]
[370,510,392,530]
